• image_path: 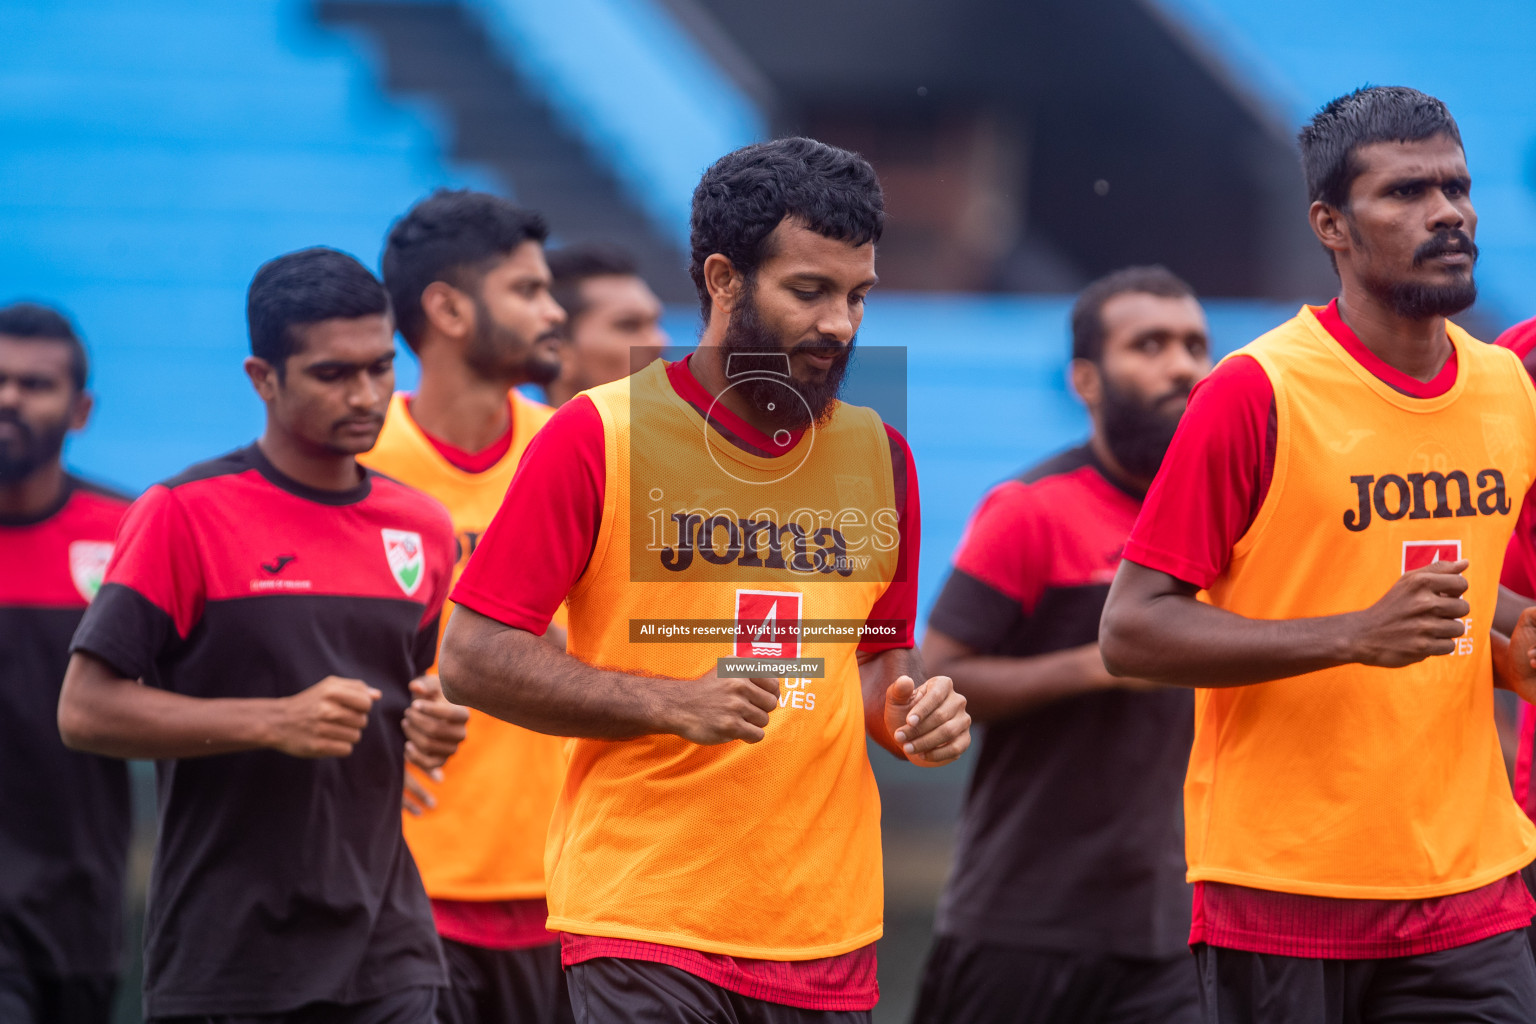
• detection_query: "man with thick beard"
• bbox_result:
[439,136,972,1023]
[1101,86,1536,1022]
[0,303,131,1024]
[359,189,573,1023]
[911,266,1208,1024]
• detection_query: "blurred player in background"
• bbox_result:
[913,266,1209,1024]
[440,137,971,1023]
[543,243,668,406]
[0,303,130,1024]
[1497,317,1536,829]
[365,188,574,1024]
[1101,86,1536,1021]
[57,249,467,1023]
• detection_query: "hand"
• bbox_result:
[270,676,380,758]
[403,674,469,774]
[887,674,970,766]
[403,768,436,816]
[662,668,781,745]
[1499,606,1536,704]
[1348,559,1471,668]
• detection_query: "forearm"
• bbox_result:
[1496,585,1533,636]
[59,652,280,759]
[1100,588,1356,687]
[439,607,674,739]
[860,646,918,758]
[940,644,1116,721]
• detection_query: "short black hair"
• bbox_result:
[0,301,88,391]
[689,137,884,320]
[1298,86,1463,210]
[383,189,549,351]
[247,247,391,372]
[547,244,640,324]
[1071,265,1196,363]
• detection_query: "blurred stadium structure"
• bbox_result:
[2,1,1533,1020]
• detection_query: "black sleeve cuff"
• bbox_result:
[69,582,175,681]
[412,616,442,677]
[926,568,1025,652]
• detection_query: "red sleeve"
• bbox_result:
[1505,498,1536,598]
[1497,316,1536,363]
[451,396,606,633]
[69,484,206,679]
[859,424,920,653]
[951,480,1050,613]
[1122,354,1275,589]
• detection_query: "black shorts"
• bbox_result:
[911,934,1200,1024]
[1195,929,1536,1023]
[0,969,116,1024]
[437,938,572,1024]
[565,957,870,1024]
[149,985,438,1024]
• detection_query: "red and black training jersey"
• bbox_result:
[69,444,454,1017]
[927,446,1193,960]
[0,477,131,980]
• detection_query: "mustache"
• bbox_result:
[1153,383,1193,410]
[1413,230,1479,267]
[0,410,33,437]
[333,414,384,430]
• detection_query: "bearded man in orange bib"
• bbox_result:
[440,137,971,1023]
[1101,86,1536,1022]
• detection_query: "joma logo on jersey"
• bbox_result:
[1343,470,1510,532]
[660,513,857,576]
[735,590,801,658]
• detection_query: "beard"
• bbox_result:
[467,296,563,386]
[1100,373,1189,482]
[0,410,69,484]
[1360,227,1479,320]
[719,287,853,431]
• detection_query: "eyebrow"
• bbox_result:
[1382,173,1470,193]
[305,355,393,372]
[785,272,880,290]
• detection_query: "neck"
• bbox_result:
[542,377,578,409]
[1335,280,1452,383]
[256,427,362,492]
[690,326,780,436]
[412,347,516,451]
[0,461,69,519]
[1088,433,1150,497]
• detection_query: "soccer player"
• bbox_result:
[57,248,468,1023]
[0,303,131,1024]
[440,137,972,1022]
[543,243,669,406]
[362,189,574,1023]
[912,266,1209,1024]
[1100,86,1536,1021]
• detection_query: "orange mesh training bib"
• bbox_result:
[547,358,900,958]
[1187,307,1536,898]
[360,390,569,901]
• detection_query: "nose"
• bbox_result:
[1428,189,1465,234]
[817,303,855,345]
[0,379,19,411]
[349,370,383,409]
[544,292,567,328]
[1165,341,1204,389]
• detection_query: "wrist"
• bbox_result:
[252,696,290,751]
[1328,611,1367,666]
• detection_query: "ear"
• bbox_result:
[68,390,94,432]
[244,356,280,402]
[420,280,474,344]
[1070,357,1103,410]
[1310,200,1352,259]
[703,253,745,319]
